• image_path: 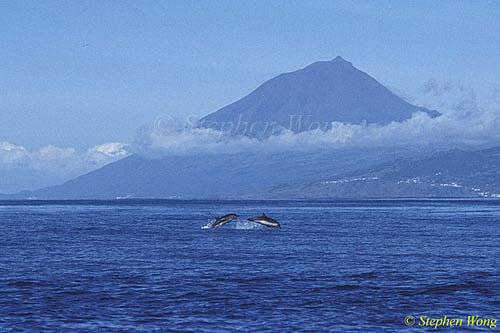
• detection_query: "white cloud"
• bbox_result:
[134,99,500,155]
[0,142,29,165]
[423,79,453,97]
[86,142,130,163]
[0,141,132,193]
[36,146,76,161]
[0,141,131,172]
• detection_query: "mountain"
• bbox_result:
[261,146,500,198]
[1,57,446,200]
[2,148,420,199]
[200,56,439,136]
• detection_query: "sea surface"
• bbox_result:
[1,199,499,332]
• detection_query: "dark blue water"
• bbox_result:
[1,199,499,331]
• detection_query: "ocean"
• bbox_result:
[1,199,499,331]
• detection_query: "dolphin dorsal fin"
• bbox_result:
[262,212,266,217]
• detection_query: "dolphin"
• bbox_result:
[247,213,281,228]
[210,213,239,229]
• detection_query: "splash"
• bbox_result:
[201,218,264,230]
[201,219,213,229]
[232,220,264,230]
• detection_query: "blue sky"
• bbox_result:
[1,0,499,153]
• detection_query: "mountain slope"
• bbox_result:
[200,56,439,136]
[3,148,421,199]
[263,146,500,198]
